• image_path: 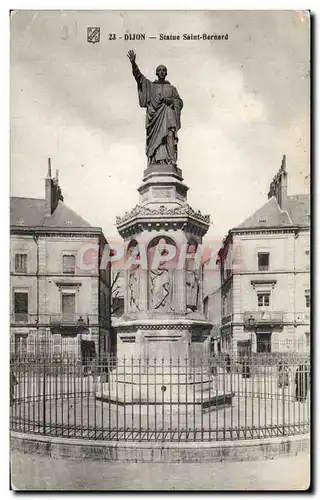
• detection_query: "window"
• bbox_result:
[61,293,76,321]
[53,335,62,355]
[63,255,76,274]
[15,253,27,273]
[257,292,270,307]
[305,332,310,349]
[238,340,252,357]
[258,252,269,271]
[305,250,310,270]
[14,335,28,356]
[222,296,228,317]
[203,296,209,319]
[14,292,28,322]
[305,289,310,308]
[257,332,271,353]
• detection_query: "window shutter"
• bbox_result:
[62,294,76,315]
[63,255,76,274]
[14,292,28,321]
[14,292,28,313]
[15,254,27,273]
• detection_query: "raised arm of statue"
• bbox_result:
[127,49,142,84]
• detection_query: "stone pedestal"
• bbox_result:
[97,163,233,413]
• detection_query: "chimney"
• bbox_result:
[45,158,52,216]
[279,155,288,209]
[45,158,63,217]
[267,155,288,210]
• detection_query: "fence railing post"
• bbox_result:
[9,342,310,444]
[43,357,46,436]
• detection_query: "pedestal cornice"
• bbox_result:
[116,204,211,238]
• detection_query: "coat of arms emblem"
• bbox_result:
[87,27,100,44]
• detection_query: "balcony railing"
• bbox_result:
[50,313,90,325]
[258,265,269,271]
[11,313,109,328]
[11,314,38,325]
[244,311,284,325]
[220,312,310,326]
[295,312,310,323]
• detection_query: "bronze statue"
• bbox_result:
[127,50,183,167]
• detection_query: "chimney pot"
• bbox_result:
[47,158,52,178]
[282,154,286,171]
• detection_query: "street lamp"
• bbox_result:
[248,315,255,353]
[242,315,255,379]
[77,316,88,363]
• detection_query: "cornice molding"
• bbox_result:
[55,281,82,290]
[10,227,103,238]
[118,220,208,238]
[116,323,211,332]
[116,204,211,227]
[231,225,309,236]
[250,279,277,289]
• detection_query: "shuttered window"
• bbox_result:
[15,254,27,273]
[258,253,269,271]
[63,255,75,274]
[61,293,76,322]
[14,292,28,321]
[62,294,75,313]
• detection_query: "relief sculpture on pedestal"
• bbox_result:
[148,237,175,311]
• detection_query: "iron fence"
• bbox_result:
[10,344,310,442]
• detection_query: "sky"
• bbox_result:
[10,10,310,244]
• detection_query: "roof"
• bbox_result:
[286,195,310,226]
[10,197,100,231]
[235,197,292,229]
[235,194,310,231]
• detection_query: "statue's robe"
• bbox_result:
[147,239,176,310]
[133,64,183,163]
[150,269,170,309]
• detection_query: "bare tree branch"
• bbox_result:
[111,270,121,289]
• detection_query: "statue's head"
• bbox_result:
[156,65,167,81]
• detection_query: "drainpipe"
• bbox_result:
[32,234,39,339]
[98,236,101,363]
[98,234,103,365]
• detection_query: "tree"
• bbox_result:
[110,269,124,316]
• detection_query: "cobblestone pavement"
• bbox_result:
[11,450,310,491]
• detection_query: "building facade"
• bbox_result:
[10,160,112,359]
[217,156,310,354]
[203,263,222,353]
